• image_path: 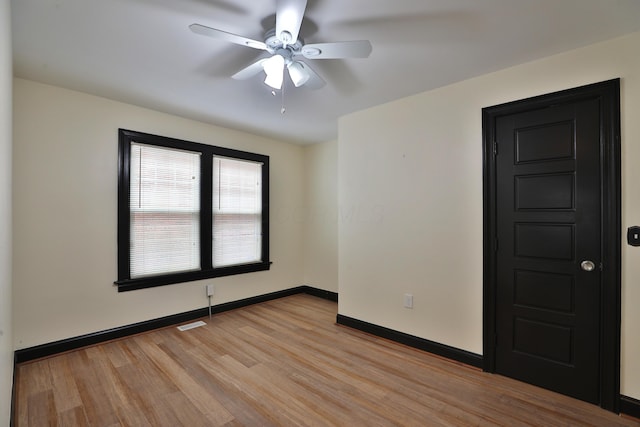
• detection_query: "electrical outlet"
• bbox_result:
[206,284,215,297]
[403,293,413,309]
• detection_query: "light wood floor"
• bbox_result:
[15,294,640,426]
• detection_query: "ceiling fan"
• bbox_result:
[189,0,372,90]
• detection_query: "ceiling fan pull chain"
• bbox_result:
[281,84,286,114]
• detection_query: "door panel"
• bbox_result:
[494,99,601,403]
[514,223,575,259]
[515,173,574,210]
[513,318,573,363]
[515,121,574,163]
[513,270,574,312]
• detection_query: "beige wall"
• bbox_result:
[12,78,306,349]
[0,0,13,423]
[303,140,338,292]
[338,31,640,400]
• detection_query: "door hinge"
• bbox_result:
[493,140,498,156]
[494,238,499,252]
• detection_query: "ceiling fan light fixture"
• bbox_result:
[264,71,284,90]
[287,61,310,87]
[263,54,285,89]
[189,0,370,93]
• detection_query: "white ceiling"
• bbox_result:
[11,0,640,144]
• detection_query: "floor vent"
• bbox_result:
[177,321,206,331]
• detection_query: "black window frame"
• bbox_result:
[116,129,270,292]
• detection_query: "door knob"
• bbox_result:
[581,260,596,272]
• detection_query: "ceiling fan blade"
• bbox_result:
[298,62,325,90]
[275,0,307,44]
[231,59,268,80]
[189,23,267,50]
[301,40,372,59]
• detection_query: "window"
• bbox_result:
[116,129,270,291]
[212,156,262,268]
[130,143,201,278]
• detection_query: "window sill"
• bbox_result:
[114,261,272,292]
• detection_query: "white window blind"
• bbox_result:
[130,143,201,278]
[212,156,262,267]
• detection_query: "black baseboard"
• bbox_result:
[336,314,483,369]
[14,286,337,364]
[302,285,338,302]
[621,395,640,419]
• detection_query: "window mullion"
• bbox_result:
[201,151,213,271]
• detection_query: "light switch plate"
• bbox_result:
[627,226,640,246]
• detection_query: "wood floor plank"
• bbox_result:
[46,355,83,413]
[160,340,278,426]
[57,406,89,427]
[26,390,57,427]
[15,294,640,426]
[135,335,235,426]
[68,351,124,426]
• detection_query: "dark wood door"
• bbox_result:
[483,79,621,411]
[493,98,602,403]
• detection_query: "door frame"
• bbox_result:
[482,79,621,412]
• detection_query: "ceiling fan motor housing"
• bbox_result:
[265,28,303,55]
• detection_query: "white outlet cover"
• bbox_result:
[404,294,413,308]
